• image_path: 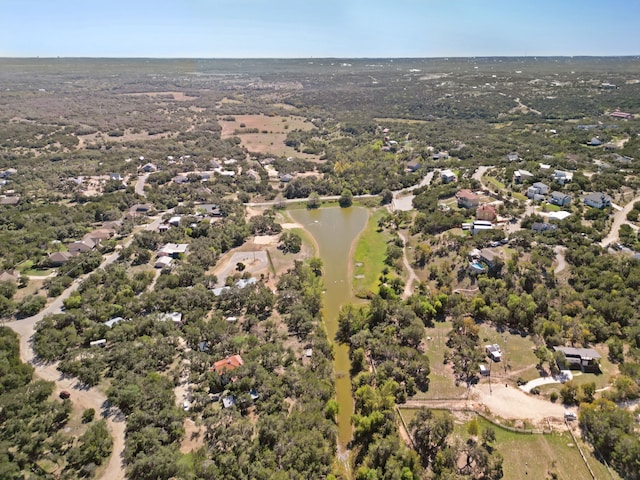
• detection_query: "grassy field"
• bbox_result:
[414,321,467,399]
[352,209,392,296]
[397,409,616,480]
[219,114,317,158]
[456,417,614,480]
[476,325,539,382]
[485,176,506,190]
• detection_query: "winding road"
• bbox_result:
[5,247,127,480]
[600,194,640,247]
[3,212,170,480]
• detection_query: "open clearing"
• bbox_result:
[219,114,318,158]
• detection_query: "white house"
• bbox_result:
[440,169,457,183]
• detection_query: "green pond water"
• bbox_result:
[290,206,368,448]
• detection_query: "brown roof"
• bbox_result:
[212,355,244,374]
[456,189,477,201]
[476,204,496,217]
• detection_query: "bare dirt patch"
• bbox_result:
[180,419,205,454]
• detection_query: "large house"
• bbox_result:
[456,189,479,209]
[583,192,612,209]
[553,346,601,373]
[68,238,96,254]
[48,251,74,266]
[549,191,571,207]
[158,243,188,258]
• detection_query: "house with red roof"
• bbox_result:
[212,355,244,374]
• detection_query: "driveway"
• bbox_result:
[600,194,640,247]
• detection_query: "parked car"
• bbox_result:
[564,411,577,421]
[59,391,71,400]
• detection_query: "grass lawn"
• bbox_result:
[413,321,467,399]
[22,268,54,276]
[512,192,528,201]
[398,410,617,480]
[542,203,562,212]
[352,209,392,295]
[454,417,615,480]
[485,176,505,190]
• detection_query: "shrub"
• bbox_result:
[550,391,559,403]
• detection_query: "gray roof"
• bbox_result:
[553,346,601,360]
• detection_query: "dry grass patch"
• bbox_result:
[218,114,318,158]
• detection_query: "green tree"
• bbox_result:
[279,231,302,254]
[307,191,321,209]
[339,189,353,208]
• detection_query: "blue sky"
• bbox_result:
[1,0,639,57]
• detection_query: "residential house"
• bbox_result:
[173,175,189,184]
[128,203,153,217]
[583,192,612,209]
[246,169,260,181]
[513,169,534,184]
[406,160,421,172]
[0,196,20,205]
[279,173,294,183]
[197,204,224,217]
[553,346,601,373]
[549,191,571,207]
[611,154,634,164]
[140,163,157,172]
[109,173,123,181]
[433,151,449,160]
[168,216,182,227]
[506,152,519,162]
[553,170,573,185]
[0,270,19,283]
[548,211,572,221]
[90,339,107,348]
[610,110,634,120]
[475,204,497,222]
[479,248,500,268]
[158,243,188,258]
[68,238,96,254]
[471,220,493,235]
[440,169,457,183]
[104,317,125,328]
[86,228,115,243]
[48,251,73,266]
[158,311,183,326]
[154,256,173,269]
[456,189,479,209]
[531,222,557,233]
[587,137,603,146]
[532,182,549,195]
[212,355,244,374]
[0,168,17,178]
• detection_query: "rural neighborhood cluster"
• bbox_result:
[1,57,640,480]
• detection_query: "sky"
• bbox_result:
[1,0,639,58]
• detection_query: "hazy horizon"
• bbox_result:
[2,0,640,58]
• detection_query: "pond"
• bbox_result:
[290,206,368,449]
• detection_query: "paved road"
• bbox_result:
[471,165,495,191]
[245,193,378,207]
[135,173,149,197]
[554,246,567,275]
[600,194,640,247]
